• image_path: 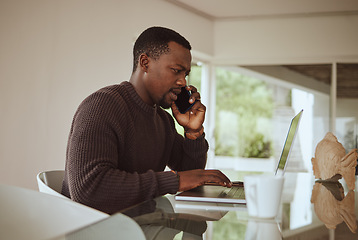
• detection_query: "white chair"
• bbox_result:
[34,170,146,240]
[37,170,67,198]
[0,184,109,240]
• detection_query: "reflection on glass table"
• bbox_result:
[280,173,358,240]
[311,180,357,233]
[120,195,281,240]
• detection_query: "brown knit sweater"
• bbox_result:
[62,81,209,214]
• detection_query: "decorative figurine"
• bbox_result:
[311,132,358,190]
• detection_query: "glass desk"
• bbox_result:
[53,172,358,240]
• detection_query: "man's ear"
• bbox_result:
[139,54,149,72]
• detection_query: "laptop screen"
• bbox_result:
[275,110,303,175]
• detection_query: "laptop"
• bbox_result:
[175,109,303,204]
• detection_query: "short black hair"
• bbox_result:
[132,26,192,73]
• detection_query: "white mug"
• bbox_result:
[244,174,284,218]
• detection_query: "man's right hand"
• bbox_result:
[177,169,232,192]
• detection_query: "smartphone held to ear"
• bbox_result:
[175,87,196,114]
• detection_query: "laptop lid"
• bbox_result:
[275,109,303,175]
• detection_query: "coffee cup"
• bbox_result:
[244,174,284,218]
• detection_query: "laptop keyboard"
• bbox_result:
[220,187,245,199]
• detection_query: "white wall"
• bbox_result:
[0,0,213,189]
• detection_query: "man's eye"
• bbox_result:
[172,68,181,74]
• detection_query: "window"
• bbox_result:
[209,66,329,176]
[215,67,273,159]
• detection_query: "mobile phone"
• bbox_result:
[175,87,196,114]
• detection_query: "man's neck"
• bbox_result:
[129,72,153,106]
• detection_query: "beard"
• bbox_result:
[158,93,172,109]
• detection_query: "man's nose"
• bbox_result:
[176,76,187,87]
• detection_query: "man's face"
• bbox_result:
[143,41,192,109]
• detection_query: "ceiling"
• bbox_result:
[166,0,358,98]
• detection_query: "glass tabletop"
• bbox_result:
[53,172,358,240]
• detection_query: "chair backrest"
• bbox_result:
[37,170,67,198]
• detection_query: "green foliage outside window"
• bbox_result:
[215,68,274,158]
[243,133,272,158]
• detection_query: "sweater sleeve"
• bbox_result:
[63,90,179,214]
[166,114,209,172]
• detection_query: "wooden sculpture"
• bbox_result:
[311,132,358,190]
[311,181,357,233]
